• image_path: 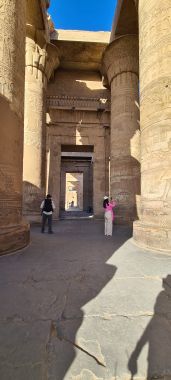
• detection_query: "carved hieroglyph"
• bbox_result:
[23,31,59,217]
[133,0,171,251]
[0,0,29,254]
[103,35,140,223]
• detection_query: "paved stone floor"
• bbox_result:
[0,220,171,380]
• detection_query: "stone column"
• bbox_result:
[48,138,61,219]
[103,35,140,223]
[93,139,106,217]
[23,28,59,220]
[133,0,171,251]
[0,0,29,254]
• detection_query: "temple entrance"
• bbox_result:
[65,172,83,211]
[60,145,93,218]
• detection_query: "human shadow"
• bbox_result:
[128,274,171,379]
[44,221,131,379]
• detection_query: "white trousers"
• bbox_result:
[104,211,113,236]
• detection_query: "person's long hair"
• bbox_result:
[103,198,109,208]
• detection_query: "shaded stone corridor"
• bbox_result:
[0,220,171,380]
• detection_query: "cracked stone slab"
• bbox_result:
[0,221,171,380]
[77,338,106,367]
[71,368,103,380]
[0,320,50,380]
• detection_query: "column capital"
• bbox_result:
[26,24,48,48]
[25,36,60,81]
[45,43,60,80]
[102,34,139,86]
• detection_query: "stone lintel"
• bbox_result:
[52,40,108,72]
[51,29,110,43]
[102,34,139,86]
[47,95,110,112]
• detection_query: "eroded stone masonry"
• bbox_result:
[0,0,171,254]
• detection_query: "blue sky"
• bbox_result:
[49,0,117,31]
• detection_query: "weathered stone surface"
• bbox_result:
[0,0,29,254]
[47,69,110,218]
[23,3,59,221]
[103,35,140,224]
[0,221,171,379]
[133,0,171,251]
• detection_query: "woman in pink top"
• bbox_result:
[103,196,116,236]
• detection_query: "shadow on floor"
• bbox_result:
[128,274,171,380]
[0,220,132,380]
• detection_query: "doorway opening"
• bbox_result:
[65,172,83,211]
[60,145,94,218]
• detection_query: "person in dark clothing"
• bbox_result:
[40,194,55,233]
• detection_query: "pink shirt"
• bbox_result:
[104,201,116,221]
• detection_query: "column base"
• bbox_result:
[0,222,30,256]
[23,212,41,224]
[133,221,171,253]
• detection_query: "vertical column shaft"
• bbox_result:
[23,36,47,218]
[23,34,59,220]
[103,35,140,223]
[48,138,61,219]
[93,140,106,217]
[0,0,29,254]
[133,0,171,251]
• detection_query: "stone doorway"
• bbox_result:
[60,147,93,218]
[65,172,83,211]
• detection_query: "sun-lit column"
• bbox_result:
[0,0,29,254]
[103,35,140,223]
[23,27,59,221]
[47,137,61,219]
[133,0,171,251]
[93,143,106,217]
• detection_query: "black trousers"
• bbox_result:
[41,213,52,232]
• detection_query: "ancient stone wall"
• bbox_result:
[48,70,109,99]
[60,159,93,212]
[47,69,110,218]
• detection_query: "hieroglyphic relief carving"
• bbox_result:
[25,37,59,84]
[103,36,139,85]
[23,26,60,216]
[0,0,25,114]
[47,95,110,111]
[103,35,140,223]
[133,0,171,250]
[0,1,15,101]
[0,0,29,253]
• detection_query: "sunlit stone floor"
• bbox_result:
[0,220,171,380]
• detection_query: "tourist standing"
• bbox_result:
[103,196,116,236]
[40,194,55,233]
